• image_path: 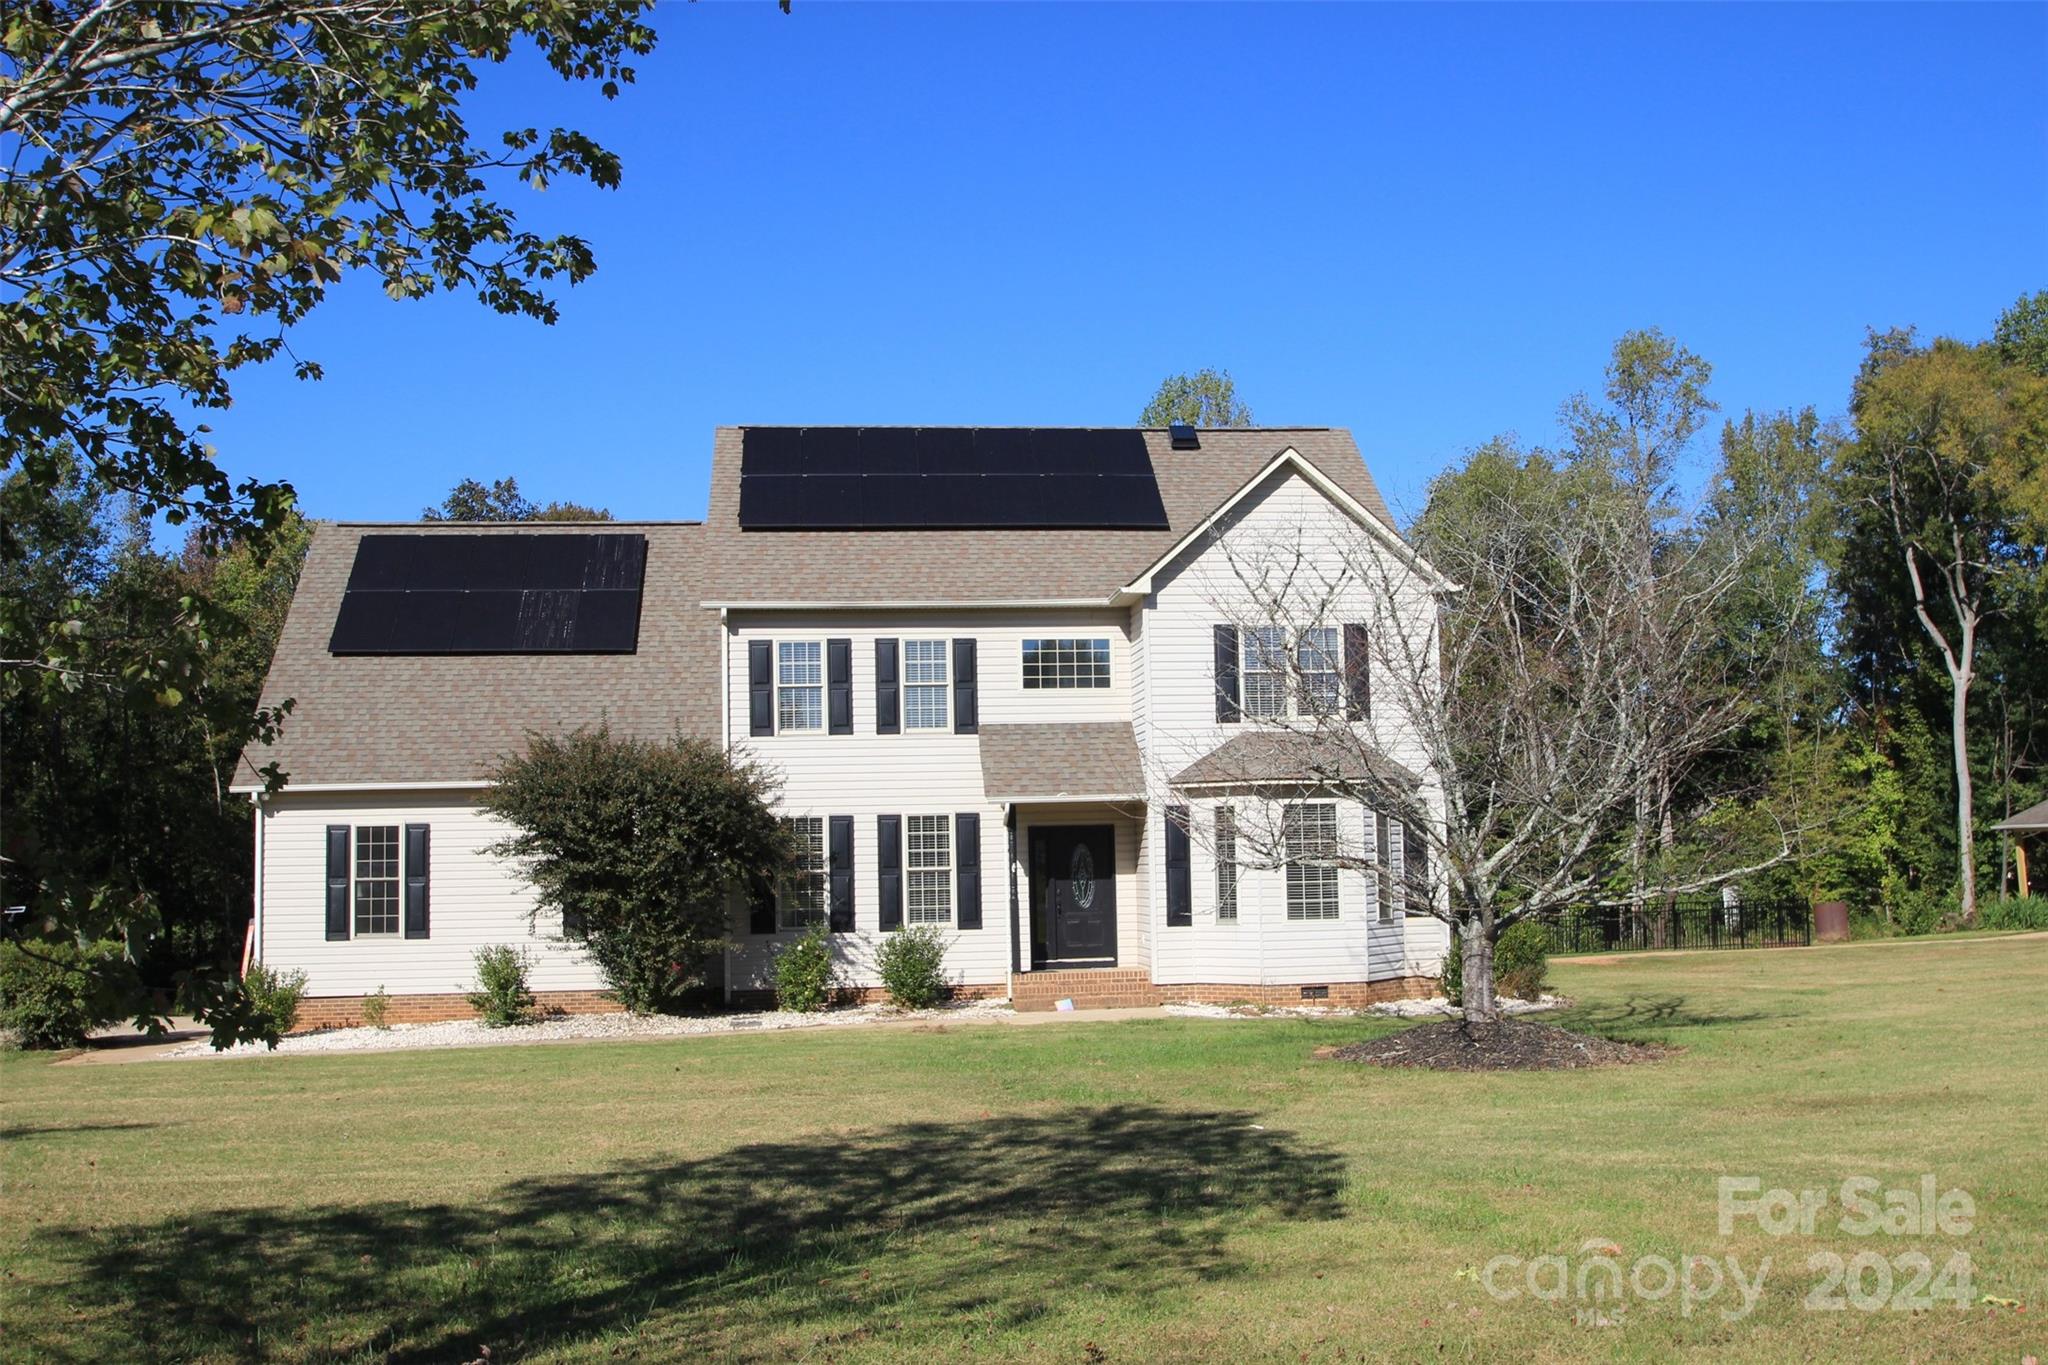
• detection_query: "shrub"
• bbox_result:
[1980,896,2048,931]
[773,921,835,1012]
[1441,928,1464,1006]
[467,945,536,1027]
[1495,920,1551,1001]
[241,962,309,1039]
[360,985,391,1030]
[876,924,952,1009]
[0,940,119,1049]
[483,727,794,1013]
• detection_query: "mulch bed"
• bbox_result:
[1317,1018,1669,1071]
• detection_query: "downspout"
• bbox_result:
[720,606,734,1004]
[249,794,265,973]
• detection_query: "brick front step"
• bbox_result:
[1011,968,1164,1012]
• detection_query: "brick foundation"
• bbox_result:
[1157,975,1440,1009]
[1011,969,1441,1012]
[725,983,1009,1011]
[294,990,619,1031]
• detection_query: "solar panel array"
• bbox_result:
[737,427,1171,530]
[328,533,648,655]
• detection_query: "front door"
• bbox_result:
[1031,824,1117,965]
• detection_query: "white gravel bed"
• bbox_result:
[1162,993,1568,1021]
[172,997,1016,1058]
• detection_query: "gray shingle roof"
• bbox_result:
[979,722,1145,801]
[1993,797,2048,832]
[1171,730,1420,790]
[239,522,720,789]
[700,426,1398,604]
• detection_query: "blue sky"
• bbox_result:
[203,2,2047,527]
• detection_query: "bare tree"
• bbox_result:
[1156,452,1809,1022]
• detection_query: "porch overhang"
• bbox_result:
[980,722,1145,804]
[1170,729,1421,792]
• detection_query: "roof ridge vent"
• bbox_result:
[1168,422,1200,450]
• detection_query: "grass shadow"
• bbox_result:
[22,1105,1343,1362]
[1556,992,1787,1040]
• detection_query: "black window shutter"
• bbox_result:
[829,815,855,932]
[956,812,982,930]
[1213,625,1241,723]
[324,825,351,941]
[748,639,774,737]
[1166,806,1192,926]
[1344,623,1371,721]
[952,638,978,734]
[827,638,853,735]
[877,814,903,931]
[875,638,900,734]
[403,823,430,940]
[747,873,776,934]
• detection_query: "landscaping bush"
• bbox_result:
[1440,919,1549,1006]
[1980,896,2048,931]
[773,921,835,1012]
[876,924,952,1009]
[467,946,536,1027]
[0,940,119,1049]
[483,727,794,1013]
[241,962,309,1039]
[360,985,391,1030]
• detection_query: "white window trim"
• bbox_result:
[779,816,827,931]
[1242,626,1342,721]
[906,814,954,925]
[776,639,826,734]
[1214,805,1238,924]
[353,823,403,938]
[1284,802,1342,922]
[901,638,950,732]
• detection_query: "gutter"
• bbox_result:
[227,778,494,796]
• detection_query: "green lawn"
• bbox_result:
[2,936,2043,1363]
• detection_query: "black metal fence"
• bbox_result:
[1535,893,1812,955]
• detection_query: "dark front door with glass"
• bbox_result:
[1030,824,1117,966]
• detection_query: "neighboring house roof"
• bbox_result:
[238,521,719,790]
[1171,730,1420,791]
[700,426,1401,605]
[1993,797,2048,832]
[979,722,1145,801]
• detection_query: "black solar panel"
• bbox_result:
[736,428,1170,530]
[328,533,647,655]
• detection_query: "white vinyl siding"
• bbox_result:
[778,641,823,732]
[352,825,401,936]
[903,639,949,729]
[907,815,952,924]
[780,816,826,929]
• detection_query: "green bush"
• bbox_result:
[360,985,391,1030]
[0,940,118,1049]
[1440,919,1549,1006]
[241,962,309,1039]
[1980,896,2048,931]
[876,924,952,1009]
[467,946,536,1027]
[773,921,835,1012]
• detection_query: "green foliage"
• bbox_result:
[1441,930,1463,1006]
[1978,897,2048,932]
[360,987,391,1031]
[481,726,793,1013]
[876,925,953,1009]
[239,963,308,1043]
[1139,369,1254,428]
[1995,290,2048,377]
[771,923,835,1013]
[1494,921,1551,1001]
[0,940,121,1049]
[467,947,537,1028]
[422,477,611,523]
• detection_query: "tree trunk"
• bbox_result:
[1950,677,1978,922]
[1459,913,1499,1024]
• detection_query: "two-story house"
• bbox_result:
[237,426,1450,1025]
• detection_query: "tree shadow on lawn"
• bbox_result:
[1557,992,1790,1040]
[25,1106,1343,1363]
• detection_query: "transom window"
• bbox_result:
[907,815,953,924]
[780,816,826,930]
[1022,638,1111,689]
[904,640,949,729]
[1284,803,1341,921]
[1215,805,1238,923]
[777,641,823,732]
[1243,627,1288,718]
[1298,627,1341,715]
[354,825,400,936]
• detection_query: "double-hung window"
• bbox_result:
[1298,626,1341,716]
[780,816,826,930]
[903,640,949,729]
[1242,627,1289,719]
[1022,638,1111,689]
[777,641,823,732]
[354,825,401,936]
[906,815,953,924]
[1215,805,1238,922]
[1284,802,1341,921]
